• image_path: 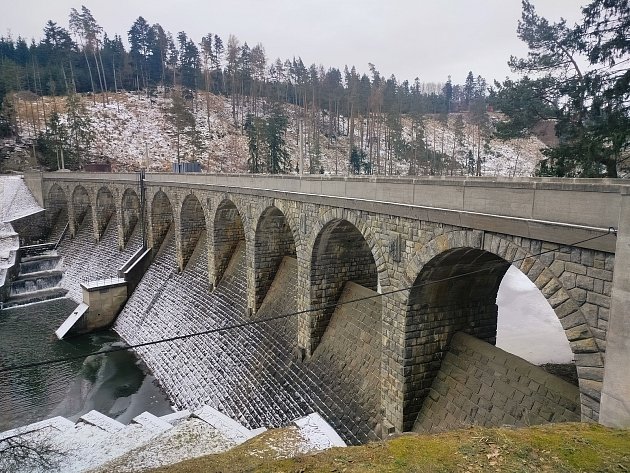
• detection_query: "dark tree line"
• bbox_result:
[1,0,627,176]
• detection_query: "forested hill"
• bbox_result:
[4,89,547,175]
[0,1,627,177]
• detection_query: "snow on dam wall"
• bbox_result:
[56,211,142,304]
[114,233,383,444]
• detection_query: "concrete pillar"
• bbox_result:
[600,188,630,428]
[90,202,99,242]
[205,199,216,290]
[67,193,77,237]
[115,198,124,250]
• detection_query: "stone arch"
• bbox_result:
[95,186,115,240]
[305,208,389,286]
[46,184,68,234]
[252,199,302,254]
[179,193,206,270]
[121,188,141,247]
[150,190,173,253]
[213,198,245,285]
[402,230,600,429]
[308,215,380,353]
[254,205,297,311]
[71,185,91,230]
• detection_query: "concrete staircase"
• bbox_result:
[3,251,68,308]
[0,407,345,473]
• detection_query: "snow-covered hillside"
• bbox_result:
[10,91,547,176]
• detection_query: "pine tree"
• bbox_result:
[266,104,289,173]
[65,91,94,165]
[244,113,265,173]
[502,0,629,177]
[464,71,474,109]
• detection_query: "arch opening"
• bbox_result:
[151,191,173,253]
[46,184,68,236]
[121,188,141,247]
[180,194,206,270]
[305,218,382,437]
[71,185,91,230]
[404,246,583,432]
[496,266,574,364]
[213,199,244,284]
[403,247,510,430]
[254,206,296,311]
[309,219,378,352]
[95,186,115,240]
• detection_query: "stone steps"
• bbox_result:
[3,286,69,308]
[0,405,345,473]
[10,270,64,294]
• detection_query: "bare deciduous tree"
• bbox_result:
[0,430,64,472]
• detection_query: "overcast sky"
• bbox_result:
[1,0,585,85]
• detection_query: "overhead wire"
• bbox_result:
[0,227,615,374]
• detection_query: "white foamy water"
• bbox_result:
[496,266,573,364]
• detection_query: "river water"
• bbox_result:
[0,298,172,432]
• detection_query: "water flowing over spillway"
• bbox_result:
[115,232,382,444]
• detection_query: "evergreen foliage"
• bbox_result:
[0,1,626,177]
[494,0,629,177]
[245,104,289,174]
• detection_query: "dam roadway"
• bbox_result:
[24,172,630,436]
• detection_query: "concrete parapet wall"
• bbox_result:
[414,332,581,432]
[31,172,627,252]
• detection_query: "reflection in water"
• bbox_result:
[0,298,172,431]
[496,266,573,364]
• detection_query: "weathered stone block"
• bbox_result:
[576,275,595,291]
[549,260,565,277]
[587,267,613,282]
[586,292,610,309]
[565,261,587,275]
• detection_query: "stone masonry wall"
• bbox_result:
[150,191,173,252]
[95,187,115,241]
[404,301,499,431]
[309,219,378,351]
[45,184,67,231]
[254,208,296,311]
[179,194,205,270]
[71,185,91,232]
[121,189,140,247]
[402,248,510,430]
[213,201,245,284]
[413,332,581,433]
[309,282,382,435]
[44,179,614,431]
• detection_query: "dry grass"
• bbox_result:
[147,423,630,473]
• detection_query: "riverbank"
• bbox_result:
[147,423,630,473]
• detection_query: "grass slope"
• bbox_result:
[148,423,630,473]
